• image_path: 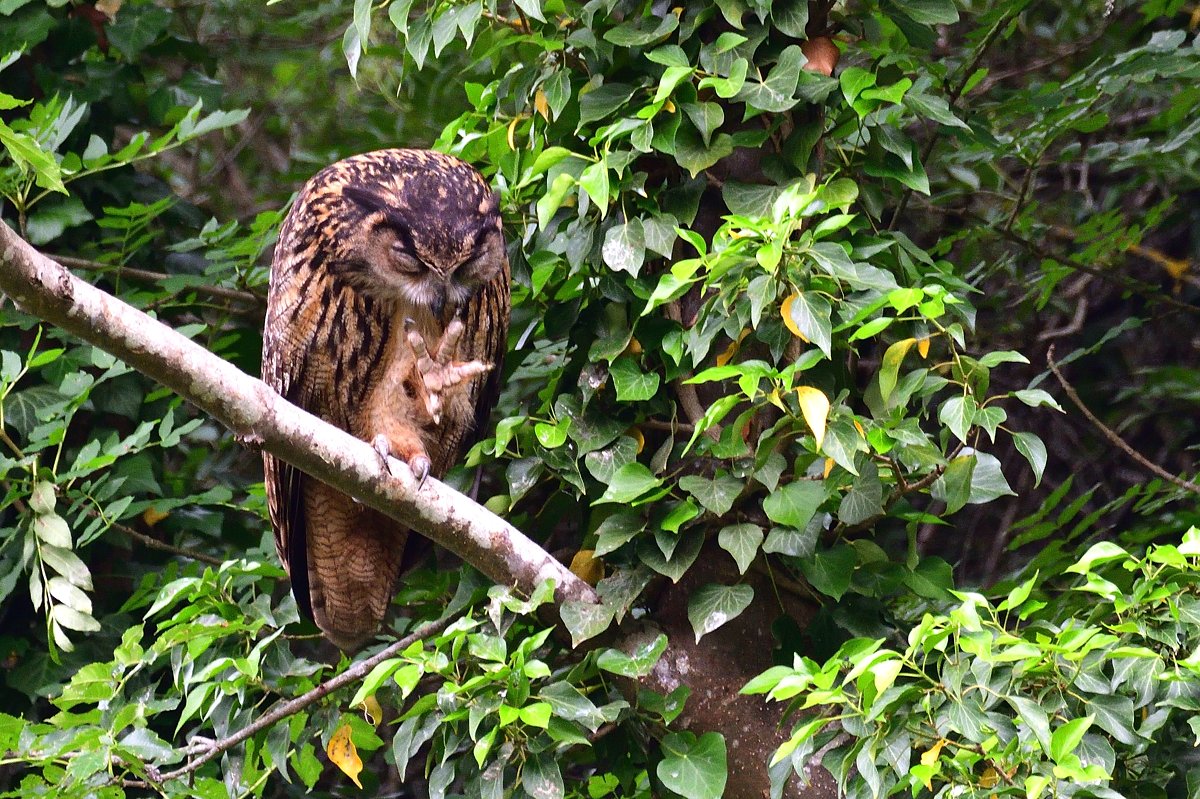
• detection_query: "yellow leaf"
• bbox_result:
[768,388,788,412]
[916,336,930,359]
[715,329,750,367]
[852,418,865,437]
[979,767,999,788]
[142,507,169,527]
[534,89,550,121]
[780,294,809,342]
[625,337,643,356]
[95,0,122,20]
[823,458,835,478]
[327,723,363,788]
[358,695,383,726]
[920,738,946,767]
[663,99,676,113]
[630,427,645,454]
[794,386,829,450]
[506,116,523,150]
[569,549,604,585]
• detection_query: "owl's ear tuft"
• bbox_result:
[343,185,391,214]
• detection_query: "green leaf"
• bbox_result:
[837,460,883,525]
[597,634,667,678]
[932,455,975,514]
[560,600,616,646]
[785,292,833,359]
[678,474,743,516]
[1012,388,1064,412]
[966,451,1015,504]
[519,702,553,728]
[674,127,734,178]
[33,513,72,548]
[736,45,804,113]
[106,4,172,59]
[687,583,754,643]
[595,463,662,504]
[602,219,646,276]
[938,395,975,444]
[1066,542,1130,575]
[717,523,763,574]
[1013,431,1048,487]
[657,732,727,799]
[638,531,702,582]
[578,160,611,217]
[1007,696,1052,755]
[0,120,66,194]
[763,480,825,530]
[1050,715,1093,763]
[889,0,959,25]
[801,545,856,600]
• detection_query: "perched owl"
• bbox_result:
[262,149,510,651]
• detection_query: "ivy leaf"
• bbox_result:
[1013,431,1048,487]
[794,386,830,450]
[687,583,754,643]
[718,523,763,574]
[889,0,959,25]
[938,395,976,444]
[609,355,659,401]
[579,160,611,217]
[837,460,883,525]
[106,4,171,59]
[1050,716,1094,763]
[967,451,1015,504]
[595,463,662,505]
[800,545,856,600]
[763,480,826,530]
[736,45,804,112]
[782,292,833,358]
[678,473,743,516]
[602,219,646,276]
[560,600,616,646]
[658,732,728,799]
[932,455,975,515]
[597,634,668,678]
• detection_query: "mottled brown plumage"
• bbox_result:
[262,149,510,650]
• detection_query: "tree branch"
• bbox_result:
[0,221,598,611]
[121,614,458,788]
[1047,346,1200,496]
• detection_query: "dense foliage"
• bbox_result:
[0,1,1197,797]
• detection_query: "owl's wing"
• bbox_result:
[262,233,348,624]
[451,257,511,459]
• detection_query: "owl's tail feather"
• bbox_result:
[304,483,407,651]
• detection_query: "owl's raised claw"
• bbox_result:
[405,319,492,425]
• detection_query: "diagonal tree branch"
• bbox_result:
[0,220,598,611]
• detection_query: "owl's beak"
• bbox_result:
[430,283,447,318]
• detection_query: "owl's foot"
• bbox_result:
[405,319,492,425]
[373,433,431,486]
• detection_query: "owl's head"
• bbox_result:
[336,152,506,317]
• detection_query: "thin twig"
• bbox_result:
[110,519,224,566]
[120,614,458,788]
[1047,345,1200,496]
[53,254,266,307]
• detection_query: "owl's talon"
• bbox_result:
[372,434,401,478]
[410,456,431,486]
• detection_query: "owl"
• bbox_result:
[262,149,510,651]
